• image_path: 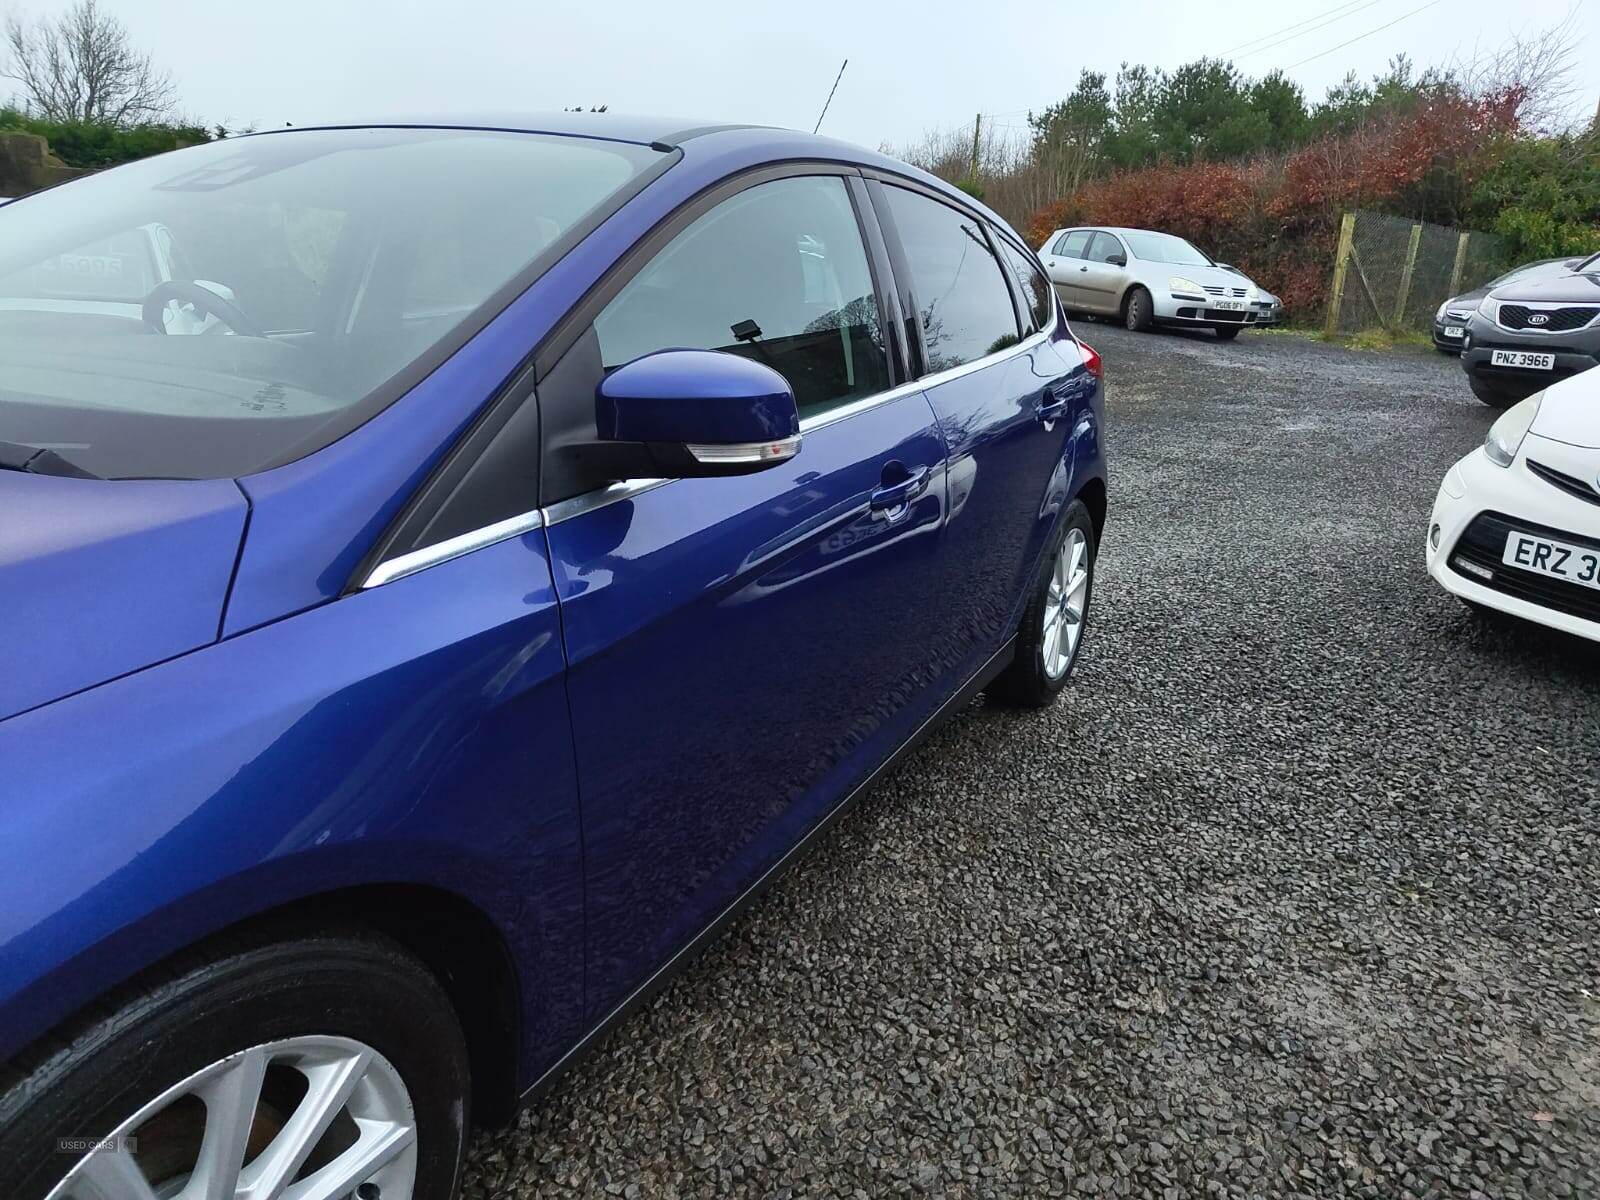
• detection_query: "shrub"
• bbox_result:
[1024,91,1540,325]
[0,107,213,167]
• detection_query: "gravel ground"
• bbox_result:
[463,325,1600,1199]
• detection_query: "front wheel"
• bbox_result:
[1123,287,1154,332]
[1468,376,1521,410]
[988,500,1096,708]
[0,933,471,1200]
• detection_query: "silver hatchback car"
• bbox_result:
[1039,226,1265,340]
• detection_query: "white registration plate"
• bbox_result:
[1210,298,1246,311]
[1502,532,1600,590]
[1491,349,1555,370]
[1444,325,1465,338]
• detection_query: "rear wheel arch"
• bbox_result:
[1078,477,1107,543]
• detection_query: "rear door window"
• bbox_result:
[594,175,889,421]
[995,237,1053,334]
[1055,230,1090,258]
[879,185,1021,374]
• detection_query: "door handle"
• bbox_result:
[870,465,931,514]
[1037,386,1069,426]
[1078,265,1088,273]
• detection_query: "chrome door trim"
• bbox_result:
[539,314,1060,526]
[363,507,545,588]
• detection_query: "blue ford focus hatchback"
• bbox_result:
[0,114,1105,1200]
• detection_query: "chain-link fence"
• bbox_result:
[1324,210,1507,336]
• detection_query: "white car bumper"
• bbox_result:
[1427,434,1600,642]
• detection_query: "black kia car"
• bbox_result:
[1433,256,1585,353]
[1461,251,1600,407]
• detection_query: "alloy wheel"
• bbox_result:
[44,1036,416,1200]
[1041,527,1089,679]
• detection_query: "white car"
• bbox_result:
[1428,368,1600,641]
[1037,226,1266,339]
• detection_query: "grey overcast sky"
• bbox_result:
[6,0,1598,148]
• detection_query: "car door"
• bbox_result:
[871,181,1083,684]
[1079,231,1129,314]
[539,171,956,1018]
[1042,229,1091,307]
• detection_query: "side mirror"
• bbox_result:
[1107,253,1127,267]
[595,349,800,478]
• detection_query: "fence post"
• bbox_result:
[1394,223,1423,326]
[1448,232,1471,298]
[1324,212,1356,338]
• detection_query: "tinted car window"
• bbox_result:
[595,176,888,421]
[996,237,1052,333]
[881,186,1020,374]
[0,128,659,479]
[1056,230,1091,259]
[1088,232,1125,264]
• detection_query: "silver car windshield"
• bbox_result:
[1122,231,1214,267]
[0,128,659,479]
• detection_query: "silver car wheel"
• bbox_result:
[44,1035,416,1200]
[1041,527,1090,680]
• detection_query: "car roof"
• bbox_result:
[262,111,759,148]
[237,113,1025,241]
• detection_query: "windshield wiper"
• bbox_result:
[0,440,100,479]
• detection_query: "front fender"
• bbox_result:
[0,540,584,1084]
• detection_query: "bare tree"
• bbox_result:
[1456,9,1584,133]
[3,0,176,125]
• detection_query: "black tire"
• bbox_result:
[1123,287,1154,332]
[1468,376,1520,410]
[0,932,471,1200]
[1214,325,1241,340]
[988,500,1096,709]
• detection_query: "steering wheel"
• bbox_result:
[142,280,266,338]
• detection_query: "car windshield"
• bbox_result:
[1489,259,1568,286]
[0,128,659,479]
[1121,231,1214,267]
[1577,252,1600,275]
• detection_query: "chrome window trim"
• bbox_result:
[542,312,1059,524]
[363,507,545,588]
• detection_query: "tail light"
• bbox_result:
[1079,340,1102,380]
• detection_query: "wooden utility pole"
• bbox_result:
[1448,231,1471,297]
[1324,212,1356,338]
[970,113,982,183]
[1394,222,1423,326]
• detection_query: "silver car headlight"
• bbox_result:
[1436,300,1450,321]
[1169,276,1204,296]
[1245,284,1259,302]
[1477,295,1499,324]
[1484,393,1542,468]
